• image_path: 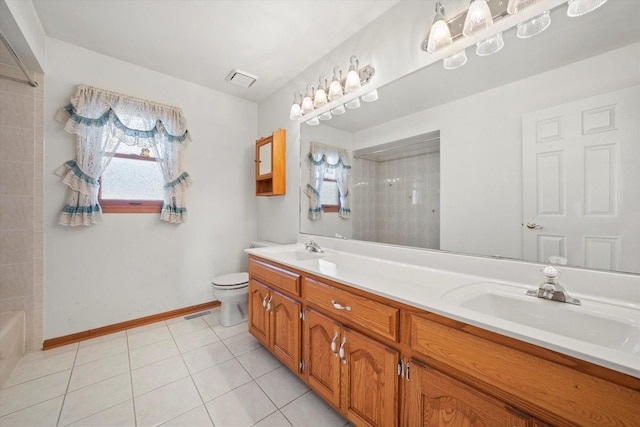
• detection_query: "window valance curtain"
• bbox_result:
[55,85,192,226]
[304,141,351,220]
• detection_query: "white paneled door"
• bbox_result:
[522,86,640,274]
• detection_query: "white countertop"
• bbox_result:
[246,242,640,379]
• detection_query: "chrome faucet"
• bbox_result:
[305,238,324,253]
[526,266,581,305]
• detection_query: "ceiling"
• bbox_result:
[12,0,399,103]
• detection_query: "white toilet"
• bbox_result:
[211,272,250,327]
[211,241,279,327]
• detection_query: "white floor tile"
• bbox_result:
[66,399,135,427]
[129,338,179,370]
[174,327,220,353]
[0,369,70,417]
[132,354,189,396]
[134,377,202,427]
[167,316,208,337]
[4,349,75,387]
[280,391,348,427]
[19,343,78,364]
[0,396,63,427]
[254,410,294,427]
[181,341,234,374]
[192,358,252,403]
[78,331,126,347]
[58,373,132,426]
[68,352,130,392]
[205,381,277,427]
[256,366,310,408]
[223,331,262,356]
[201,310,220,328]
[236,347,282,379]
[126,321,167,335]
[211,320,248,340]
[75,335,128,366]
[127,324,172,350]
[160,405,213,426]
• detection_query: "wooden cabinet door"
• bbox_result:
[269,290,301,373]
[405,360,527,427]
[304,308,342,409]
[341,328,399,427]
[248,279,269,347]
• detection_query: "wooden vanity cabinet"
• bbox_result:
[248,256,640,427]
[255,128,286,196]
[303,308,399,427]
[248,259,301,373]
[404,360,540,427]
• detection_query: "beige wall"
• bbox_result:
[0,63,44,351]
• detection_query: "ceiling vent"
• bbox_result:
[225,69,257,88]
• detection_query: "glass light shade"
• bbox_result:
[345,97,361,109]
[426,19,452,53]
[463,0,493,37]
[314,88,327,108]
[567,0,608,17]
[361,89,379,103]
[319,111,332,121]
[517,11,550,38]
[289,103,302,120]
[476,32,504,56]
[507,0,540,14]
[328,79,343,101]
[301,96,314,115]
[442,50,467,70]
[331,104,346,115]
[306,116,320,126]
[344,69,361,94]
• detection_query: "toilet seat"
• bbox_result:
[212,272,249,290]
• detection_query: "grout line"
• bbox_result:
[125,325,138,426]
[55,344,79,427]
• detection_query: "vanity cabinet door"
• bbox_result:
[269,290,301,374]
[304,308,342,409]
[248,279,269,347]
[341,327,399,427]
[404,359,527,427]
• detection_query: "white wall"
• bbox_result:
[43,38,257,339]
[353,44,640,259]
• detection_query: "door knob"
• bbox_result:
[526,222,542,229]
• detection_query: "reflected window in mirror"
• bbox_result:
[320,168,340,213]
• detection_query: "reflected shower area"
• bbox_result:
[351,131,440,249]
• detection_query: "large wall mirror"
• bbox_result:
[300,1,640,275]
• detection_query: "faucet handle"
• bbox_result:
[542,265,559,278]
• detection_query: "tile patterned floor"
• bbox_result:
[0,308,350,426]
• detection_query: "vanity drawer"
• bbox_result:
[303,277,399,341]
[249,258,301,296]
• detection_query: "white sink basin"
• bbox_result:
[443,282,640,352]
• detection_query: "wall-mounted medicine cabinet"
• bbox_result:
[255,128,286,196]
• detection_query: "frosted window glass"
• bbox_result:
[101,157,164,200]
[320,181,339,206]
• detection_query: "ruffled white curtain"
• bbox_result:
[304,141,351,220]
[55,85,192,226]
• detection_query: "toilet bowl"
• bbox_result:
[211,272,249,327]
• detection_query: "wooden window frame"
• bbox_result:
[99,152,163,213]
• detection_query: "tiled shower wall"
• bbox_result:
[0,63,44,351]
[352,152,440,249]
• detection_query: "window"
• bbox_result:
[99,144,164,213]
[320,168,340,213]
